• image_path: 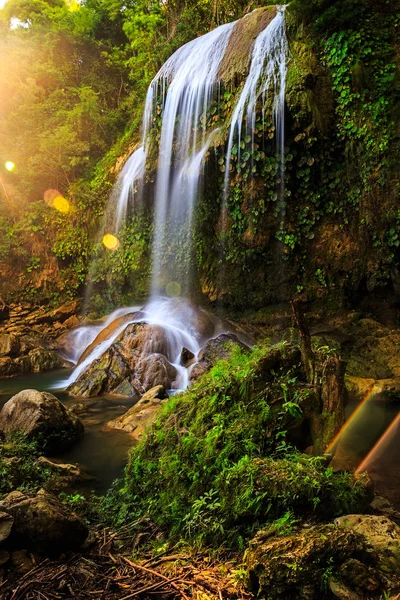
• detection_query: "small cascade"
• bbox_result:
[113,146,146,233]
[223,6,288,211]
[62,298,213,391]
[149,21,235,297]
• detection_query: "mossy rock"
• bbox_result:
[246,525,369,599]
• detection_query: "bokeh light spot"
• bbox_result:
[103,234,120,250]
[53,196,70,213]
[5,161,15,172]
[166,281,182,297]
[44,189,60,207]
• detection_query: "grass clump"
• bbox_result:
[104,343,371,549]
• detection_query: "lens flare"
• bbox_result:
[325,383,380,455]
[44,189,60,206]
[43,189,70,213]
[356,413,400,474]
[166,281,182,297]
[102,234,120,250]
[53,196,70,213]
[5,161,15,172]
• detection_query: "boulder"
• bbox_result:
[246,525,366,600]
[136,354,177,391]
[110,378,139,398]
[106,385,168,439]
[69,346,130,397]
[181,347,195,367]
[0,389,84,453]
[336,514,400,573]
[189,333,250,382]
[0,489,88,554]
[68,323,178,397]
[77,312,144,365]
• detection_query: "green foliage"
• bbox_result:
[103,343,370,549]
[0,433,52,496]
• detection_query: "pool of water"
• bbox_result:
[0,369,136,494]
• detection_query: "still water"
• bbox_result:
[0,369,135,493]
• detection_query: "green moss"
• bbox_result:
[103,343,371,549]
[0,433,52,496]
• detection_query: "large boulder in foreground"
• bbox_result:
[0,490,88,555]
[0,389,84,453]
[106,385,168,440]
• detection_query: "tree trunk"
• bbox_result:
[290,299,315,384]
[312,356,347,455]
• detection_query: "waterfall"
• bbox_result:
[223,6,288,212]
[149,21,236,297]
[109,7,288,296]
[64,7,289,394]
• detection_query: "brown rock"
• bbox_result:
[0,512,14,543]
[0,334,20,358]
[181,347,195,367]
[189,333,250,383]
[78,312,144,365]
[136,354,177,391]
[0,389,84,453]
[0,489,88,555]
[106,385,168,439]
[64,315,80,329]
[336,514,400,573]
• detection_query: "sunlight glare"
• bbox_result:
[5,161,15,172]
[102,234,120,250]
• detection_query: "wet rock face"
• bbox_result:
[76,311,144,365]
[0,389,84,454]
[0,490,88,555]
[136,354,178,391]
[68,322,179,398]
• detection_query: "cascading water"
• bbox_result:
[149,21,235,297]
[113,146,146,233]
[66,7,288,393]
[223,6,288,211]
